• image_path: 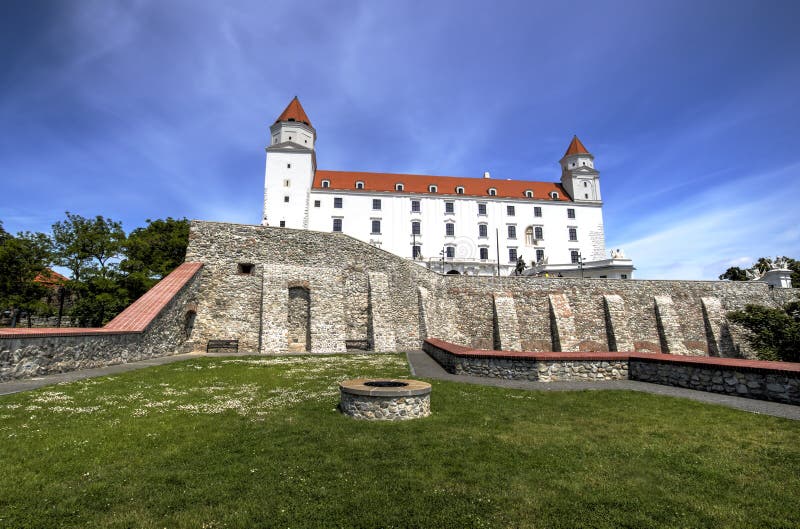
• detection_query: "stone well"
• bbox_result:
[339,378,431,420]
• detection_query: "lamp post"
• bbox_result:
[578,251,585,279]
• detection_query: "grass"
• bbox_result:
[0,354,799,529]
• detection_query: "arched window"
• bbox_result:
[583,181,588,187]
[550,191,559,200]
[355,181,364,189]
[455,186,465,194]
[395,183,404,191]
[428,184,438,193]
[524,190,533,198]
[525,227,534,245]
[488,188,497,196]
[321,180,330,188]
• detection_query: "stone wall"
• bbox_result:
[185,221,798,357]
[0,263,203,381]
[424,338,800,405]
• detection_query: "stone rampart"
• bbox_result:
[186,221,797,357]
[0,263,203,380]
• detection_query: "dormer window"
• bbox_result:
[355,181,364,189]
[395,183,404,191]
[455,186,464,194]
[321,180,330,188]
[524,190,533,198]
[488,188,497,196]
[550,191,559,200]
[288,118,295,122]
[428,185,438,193]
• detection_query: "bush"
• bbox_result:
[727,301,800,362]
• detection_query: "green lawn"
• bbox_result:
[1,354,798,529]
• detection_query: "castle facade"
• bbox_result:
[262,97,633,277]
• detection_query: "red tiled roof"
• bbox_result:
[564,135,590,157]
[0,262,203,338]
[34,269,68,287]
[314,170,571,201]
[275,96,312,127]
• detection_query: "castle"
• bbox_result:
[261,97,634,278]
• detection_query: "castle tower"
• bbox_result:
[559,136,601,203]
[262,97,316,228]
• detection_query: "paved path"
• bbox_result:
[2,350,798,421]
[406,350,800,421]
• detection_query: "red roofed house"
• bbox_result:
[261,97,634,277]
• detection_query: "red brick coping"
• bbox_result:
[0,262,203,338]
[424,338,800,375]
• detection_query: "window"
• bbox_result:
[455,186,464,194]
[550,191,559,199]
[446,246,455,259]
[411,200,420,212]
[283,179,290,187]
[371,220,381,234]
[334,197,343,208]
[237,263,255,275]
[428,184,438,193]
[525,227,534,245]
[445,223,455,236]
[536,249,545,262]
[567,208,575,219]
[488,188,497,196]
[478,203,487,215]
[508,248,517,262]
[569,227,578,241]
[583,181,588,187]
[507,205,515,216]
[508,225,516,239]
[284,196,289,203]
[314,200,321,208]
[479,247,489,260]
[279,221,285,228]
[356,181,364,189]
[396,183,404,191]
[571,250,580,264]
[412,221,421,235]
[445,202,454,214]
[478,224,488,238]
[372,199,381,210]
[524,190,533,198]
[621,274,628,279]
[413,245,421,259]
[333,218,342,232]
[287,163,291,169]
[534,206,542,217]
[322,180,330,188]
[585,194,589,199]
[535,226,543,240]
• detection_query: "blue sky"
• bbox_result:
[1,0,798,279]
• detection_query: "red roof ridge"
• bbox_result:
[274,96,312,127]
[564,135,590,157]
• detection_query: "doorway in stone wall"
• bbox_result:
[288,286,311,352]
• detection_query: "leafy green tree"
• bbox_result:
[0,229,52,327]
[727,302,800,362]
[718,266,748,281]
[120,217,190,298]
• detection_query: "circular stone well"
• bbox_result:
[339,378,431,420]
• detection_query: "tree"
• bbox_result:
[727,302,800,362]
[0,229,52,327]
[719,266,748,281]
[120,217,190,300]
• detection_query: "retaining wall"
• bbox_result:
[424,338,800,405]
[0,263,203,381]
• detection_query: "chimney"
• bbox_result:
[483,171,491,179]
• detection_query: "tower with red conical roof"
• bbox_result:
[559,135,601,203]
[262,97,317,228]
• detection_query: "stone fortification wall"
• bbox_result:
[0,263,203,381]
[186,221,797,357]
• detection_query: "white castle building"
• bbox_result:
[262,97,634,277]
